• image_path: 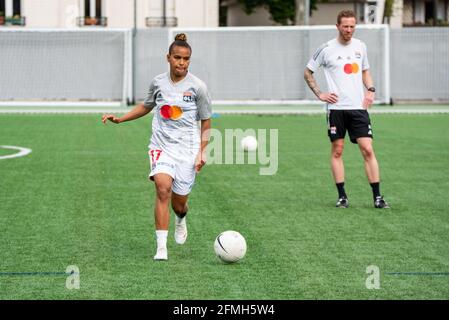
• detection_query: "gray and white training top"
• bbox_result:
[307,38,370,110]
[143,72,212,160]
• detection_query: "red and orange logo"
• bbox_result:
[160,105,183,120]
[343,63,359,74]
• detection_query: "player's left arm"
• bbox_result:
[195,118,211,173]
[362,69,375,109]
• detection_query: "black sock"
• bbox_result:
[175,212,187,219]
[336,182,347,199]
[370,182,381,200]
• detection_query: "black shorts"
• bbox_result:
[327,109,373,144]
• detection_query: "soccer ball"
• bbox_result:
[214,230,247,263]
[241,135,258,151]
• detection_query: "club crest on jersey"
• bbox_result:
[183,91,193,102]
[355,51,361,59]
[330,126,337,135]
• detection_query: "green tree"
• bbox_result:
[237,0,317,25]
[383,0,394,23]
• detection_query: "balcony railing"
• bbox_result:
[0,16,26,26]
[403,21,449,27]
[146,17,177,27]
[76,16,108,27]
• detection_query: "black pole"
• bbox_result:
[130,0,137,105]
[162,0,167,27]
[433,0,438,26]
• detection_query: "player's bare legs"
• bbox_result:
[172,192,189,244]
[331,139,348,207]
[357,137,389,208]
[172,192,188,216]
[153,173,173,260]
[154,173,173,230]
[331,139,345,183]
[357,137,379,183]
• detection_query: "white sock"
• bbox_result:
[155,230,168,249]
[175,215,185,224]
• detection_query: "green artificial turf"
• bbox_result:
[0,113,448,299]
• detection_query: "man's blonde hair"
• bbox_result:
[337,10,357,24]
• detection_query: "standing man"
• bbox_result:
[304,10,389,209]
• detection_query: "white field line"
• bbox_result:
[0,108,449,114]
[0,146,32,160]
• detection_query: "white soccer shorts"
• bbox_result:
[148,148,196,196]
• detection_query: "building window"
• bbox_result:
[12,0,19,16]
[84,0,102,18]
[445,0,448,21]
[145,0,177,27]
[219,0,228,26]
[0,1,4,26]
[0,0,25,26]
[78,0,107,26]
[425,0,435,24]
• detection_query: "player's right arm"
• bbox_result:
[103,79,157,124]
[304,43,338,104]
[102,104,152,124]
[303,68,338,104]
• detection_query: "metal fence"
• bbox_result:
[138,25,390,104]
[0,27,447,105]
[390,28,449,101]
[137,26,448,103]
[0,29,131,104]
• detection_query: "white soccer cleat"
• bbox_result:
[174,216,188,245]
[153,247,168,261]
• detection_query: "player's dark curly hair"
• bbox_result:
[169,33,192,54]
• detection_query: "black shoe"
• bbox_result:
[374,196,390,209]
[336,197,349,208]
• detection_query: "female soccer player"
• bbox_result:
[102,33,212,260]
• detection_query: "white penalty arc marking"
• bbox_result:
[0,145,32,160]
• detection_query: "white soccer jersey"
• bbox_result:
[143,72,212,160]
[307,38,370,110]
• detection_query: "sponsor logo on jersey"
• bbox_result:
[183,91,193,102]
[344,63,359,74]
[160,105,183,120]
